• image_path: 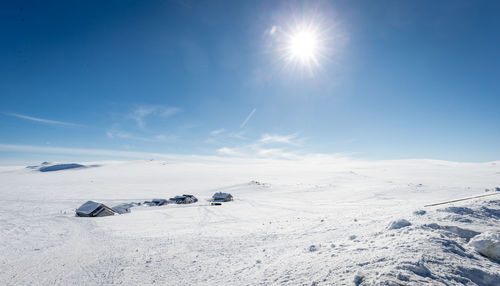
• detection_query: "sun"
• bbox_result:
[276,21,328,74]
[288,30,319,64]
[266,15,339,76]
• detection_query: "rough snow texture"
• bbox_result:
[1,159,500,285]
[470,232,500,262]
[387,219,411,230]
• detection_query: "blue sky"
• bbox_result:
[1,0,500,163]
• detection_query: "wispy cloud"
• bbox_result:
[130,105,181,128]
[106,130,177,142]
[259,133,300,145]
[229,131,246,139]
[3,112,81,127]
[216,145,298,159]
[256,148,296,158]
[153,134,176,142]
[106,130,133,139]
[204,130,245,146]
[217,147,239,156]
[0,143,181,161]
[0,143,354,164]
[214,132,306,159]
[240,108,256,128]
[210,128,226,136]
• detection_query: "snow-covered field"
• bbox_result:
[1,158,499,285]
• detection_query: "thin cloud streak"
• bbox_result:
[217,145,298,159]
[0,143,184,161]
[259,133,300,145]
[0,143,356,165]
[106,130,177,142]
[217,147,239,156]
[3,112,81,127]
[215,132,306,158]
[240,108,256,128]
[130,105,182,129]
[210,128,226,136]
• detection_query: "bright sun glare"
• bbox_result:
[289,30,318,63]
[268,15,337,75]
[276,20,328,74]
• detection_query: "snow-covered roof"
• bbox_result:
[112,204,131,214]
[213,192,232,199]
[76,201,101,215]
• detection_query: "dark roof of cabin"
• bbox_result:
[213,192,232,199]
[76,201,102,215]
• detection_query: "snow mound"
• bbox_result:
[479,206,500,219]
[396,259,431,278]
[249,180,271,188]
[469,232,500,261]
[387,219,411,230]
[423,224,480,242]
[454,266,500,286]
[413,210,426,215]
[439,206,475,215]
[353,272,364,285]
[442,226,480,242]
[26,162,101,172]
[438,202,500,220]
[39,163,85,172]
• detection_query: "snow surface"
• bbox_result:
[387,219,412,230]
[1,158,500,285]
[470,232,500,262]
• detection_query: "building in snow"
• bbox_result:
[169,194,198,204]
[76,201,116,217]
[112,203,137,214]
[144,198,168,206]
[212,192,233,202]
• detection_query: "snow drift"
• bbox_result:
[470,232,500,262]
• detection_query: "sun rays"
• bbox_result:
[266,15,336,77]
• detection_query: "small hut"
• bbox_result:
[212,192,233,202]
[144,198,168,206]
[169,194,198,204]
[112,203,135,214]
[76,201,116,217]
